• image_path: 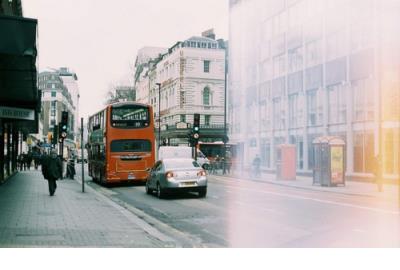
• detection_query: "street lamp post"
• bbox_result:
[156,83,161,149]
[223,42,228,175]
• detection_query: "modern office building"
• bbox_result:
[228,0,400,180]
[134,30,227,146]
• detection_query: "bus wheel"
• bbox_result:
[156,183,164,199]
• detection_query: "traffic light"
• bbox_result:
[193,113,200,133]
[60,111,68,139]
[192,113,200,145]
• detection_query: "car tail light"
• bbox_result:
[197,170,206,177]
[165,171,176,179]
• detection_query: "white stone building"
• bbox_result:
[134,47,167,104]
[38,68,79,148]
[134,31,227,145]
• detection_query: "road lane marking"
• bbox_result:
[210,177,400,216]
[234,201,282,215]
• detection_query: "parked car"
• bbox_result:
[146,158,207,198]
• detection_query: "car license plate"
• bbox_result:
[180,181,196,187]
[128,174,135,180]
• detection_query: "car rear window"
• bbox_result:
[164,159,200,170]
[110,139,152,153]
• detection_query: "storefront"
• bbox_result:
[0,15,39,182]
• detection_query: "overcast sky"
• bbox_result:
[23,0,229,119]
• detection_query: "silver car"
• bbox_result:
[145,158,208,198]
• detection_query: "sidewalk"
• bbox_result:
[0,170,170,247]
[215,170,399,201]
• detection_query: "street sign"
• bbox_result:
[176,122,188,129]
[0,106,34,120]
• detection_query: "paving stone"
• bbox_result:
[0,171,165,247]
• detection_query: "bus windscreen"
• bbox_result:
[111,105,150,128]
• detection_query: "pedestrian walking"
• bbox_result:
[21,153,27,170]
[17,154,23,171]
[33,151,40,170]
[252,154,261,178]
[66,158,76,179]
[24,152,32,170]
[224,152,232,175]
[41,150,62,196]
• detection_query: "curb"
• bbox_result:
[73,173,205,248]
[213,174,379,198]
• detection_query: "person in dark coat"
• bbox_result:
[26,152,33,170]
[42,150,62,196]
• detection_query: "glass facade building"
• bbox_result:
[228,0,400,179]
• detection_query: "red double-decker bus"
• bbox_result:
[87,102,155,185]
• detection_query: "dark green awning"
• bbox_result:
[0,15,39,133]
[0,15,38,109]
[0,15,37,56]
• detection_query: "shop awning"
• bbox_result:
[0,15,38,109]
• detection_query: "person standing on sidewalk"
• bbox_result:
[252,155,261,178]
[41,150,62,196]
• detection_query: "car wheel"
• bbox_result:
[198,187,207,198]
[91,167,97,182]
[145,182,152,195]
[156,183,164,199]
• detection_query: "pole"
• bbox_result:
[60,140,64,179]
[81,118,85,193]
[157,83,161,149]
[223,42,228,175]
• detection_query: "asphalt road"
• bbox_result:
[78,165,400,247]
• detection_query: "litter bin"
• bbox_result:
[276,144,296,180]
[312,136,346,187]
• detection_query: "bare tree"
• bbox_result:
[104,82,135,105]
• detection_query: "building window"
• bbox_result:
[306,39,322,67]
[273,54,286,77]
[203,87,211,106]
[353,133,374,173]
[288,94,299,128]
[326,31,346,61]
[260,141,271,168]
[180,114,186,123]
[204,115,211,126]
[352,78,374,122]
[51,91,56,97]
[288,47,303,73]
[383,129,399,175]
[307,90,323,126]
[328,84,347,124]
[273,98,284,130]
[204,60,210,73]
